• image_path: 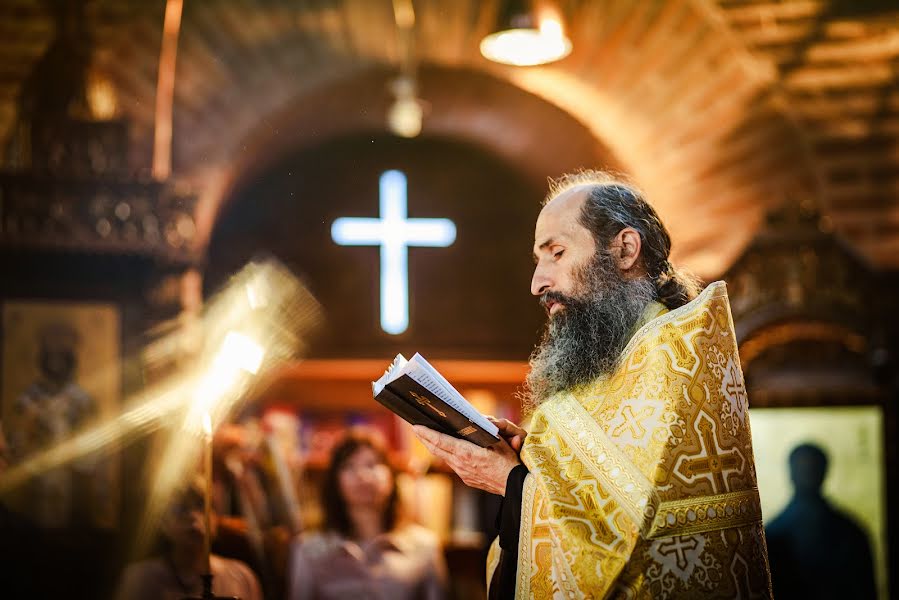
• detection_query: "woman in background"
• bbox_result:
[287,428,447,599]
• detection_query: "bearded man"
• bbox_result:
[413,171,772,598]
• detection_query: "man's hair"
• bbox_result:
[321,427,399,538]
[546,170,699,309]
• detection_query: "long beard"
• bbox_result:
[523,252,655,412]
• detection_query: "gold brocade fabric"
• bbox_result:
[489,282,772,599]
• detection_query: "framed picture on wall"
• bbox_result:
[1,300,121,529]
[750,406,887,599]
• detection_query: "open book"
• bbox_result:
[372,353,500,447]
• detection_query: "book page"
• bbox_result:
[405,354,498,437]
[373,353,407,396]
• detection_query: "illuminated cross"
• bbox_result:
[677,416,743,493]
[331,170,456,335]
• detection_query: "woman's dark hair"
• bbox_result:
[546,170,700,309]
[321,428,399,538]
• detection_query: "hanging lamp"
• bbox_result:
[480,0,571,66]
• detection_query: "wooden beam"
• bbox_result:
[736,22,817,48]
[152,0,184,180]
[785,63,895,89]
[806,30,899,62]
[723,1,825,25]
[794,91,899,119]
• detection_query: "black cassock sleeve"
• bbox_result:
[489,463,529,599]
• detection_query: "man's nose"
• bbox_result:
[531,266,551,296]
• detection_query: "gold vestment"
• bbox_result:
[488,282,772,599]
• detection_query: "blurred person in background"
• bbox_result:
[287,427,447,599]
[215,416,302,599]
[766,443,876,599]
[115,476,262,600]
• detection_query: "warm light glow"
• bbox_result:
[136,259,319,556]
[0,380,186,495]
[0,258,322,560]
[480,17,571,66]
[392,0,415,29]
[0,261,310,493]
[217,331,265,375]
[540,17,563,39]
[153,0,184,180]
[387,96,423,138]
[245,282,265,309]
[190,331,265,425]
[87,74,118,120]
[387,76,424,138]
[332,170,456,335]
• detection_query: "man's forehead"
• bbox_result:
[545,185,590,211]
[535,188,589,244]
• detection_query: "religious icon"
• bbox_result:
[1,301,120,529]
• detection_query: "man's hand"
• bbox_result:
[488,417,527,452]
[412,425,522,496]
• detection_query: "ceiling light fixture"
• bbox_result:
[387,75,424,138]
[388,0,424,138]
[480,0,572,67]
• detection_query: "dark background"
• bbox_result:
[207,133,546,360]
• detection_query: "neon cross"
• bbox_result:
[331,170,456,335]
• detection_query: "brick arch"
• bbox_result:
[202,64,625,248]
[90,0,822,278]
[494,0,820,276]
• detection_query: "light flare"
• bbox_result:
[0,259,322,559]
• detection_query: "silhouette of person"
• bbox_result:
[765,443,877,599]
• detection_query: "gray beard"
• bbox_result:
[523,251,655,412]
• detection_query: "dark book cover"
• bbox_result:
[374,374,499,447]
[373,385,453,436]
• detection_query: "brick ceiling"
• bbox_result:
[1,0,897,277]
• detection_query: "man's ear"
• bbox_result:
[614,227,642,272]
